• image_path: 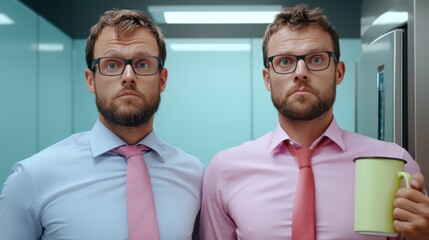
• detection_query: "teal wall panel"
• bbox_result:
[0,0,38,185]
[72,39,97,132]
[156,39,253,165]
[251,38,278,139]
[334,39,361,132]
[0,0,74,184]
[38,17,73,150]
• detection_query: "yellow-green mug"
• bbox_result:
[354,156,411,237]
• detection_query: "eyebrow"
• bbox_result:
[101,50,155,58]
[277,49,332,55]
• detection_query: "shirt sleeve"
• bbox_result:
[0,162,43,240]
[403,149,421,175]
[199,154,237,240]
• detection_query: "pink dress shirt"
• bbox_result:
[200,118,420,240]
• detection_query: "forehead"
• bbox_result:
[267,24,333,56]
[94,26,159,57]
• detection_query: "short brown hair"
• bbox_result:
[262,4,340,67]
[85,9,166,70]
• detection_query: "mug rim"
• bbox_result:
[353,156,407,164]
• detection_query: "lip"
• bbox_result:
[116,90,141,98]
[291,87,313,95]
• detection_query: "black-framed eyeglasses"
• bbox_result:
[91,57,163,76]
[265,51,337,74]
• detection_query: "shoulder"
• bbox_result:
[207,132,273,172]
[341,130,404,151]
[15,132,90,174]
[156,139,205,172]
[2,132,90,205]
[340,130,419,170]
[217,132,272,158]
[43,131,90,152]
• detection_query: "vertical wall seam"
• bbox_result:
[250,38,255,140]
[36,16,40,151]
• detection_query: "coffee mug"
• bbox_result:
[354,156,411,237]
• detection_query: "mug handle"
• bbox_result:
[398,172,411,188]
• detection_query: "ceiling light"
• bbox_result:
[373,11,407,26]
[164,11,278,24]
[169,43,251,51]
[38,43,64,51]
[0,13,14,25]
[148,5,281,24]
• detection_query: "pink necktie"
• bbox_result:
[112,145,160,240]
[289,146,316,240]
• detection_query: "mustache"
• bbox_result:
[115,86,144,98]
[287,84,316,96]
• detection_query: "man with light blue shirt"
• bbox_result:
[0,9,204,240]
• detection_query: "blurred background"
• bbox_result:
[1,0,428,186]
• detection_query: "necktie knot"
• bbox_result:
[112,145,150,159]
[295,148,313,169]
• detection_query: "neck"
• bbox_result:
[99,115,154,145]
[279,110,333,148]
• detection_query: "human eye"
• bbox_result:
[134,58,150,69]
[132,57,159,75]
[101,58,122,72]
[275,55,295,66]
[307,53,326,65]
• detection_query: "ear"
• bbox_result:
[85,68,95,93]
[262,67,272,92]
[159,67,168,92]
[335,61,346,85]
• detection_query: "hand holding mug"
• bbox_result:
[393,173,429,240]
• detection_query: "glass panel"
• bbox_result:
[0,0,38,184]
[38,16,73,150]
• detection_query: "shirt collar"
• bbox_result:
[89,120,166,162]
[137,129,167,162]
[269,117,346,154]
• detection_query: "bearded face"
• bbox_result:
[271,77,336,121]
[95,82,161,127]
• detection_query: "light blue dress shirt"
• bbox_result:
[0,120,205,240]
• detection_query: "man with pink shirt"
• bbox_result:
[200,4,429,240]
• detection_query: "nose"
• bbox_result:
[121,64,136,86]
[293,59,309,82]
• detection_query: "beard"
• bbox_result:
[95,86,161,127]
[272,80,336,121]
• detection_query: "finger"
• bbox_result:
[410,173,425,193]
[396,188,427,203]
[393,219,419,239]
[394,197,420,220]
[394,194,429,218]
[395,194,429,224]
[393,202,416,221]
[394,215,429,240]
